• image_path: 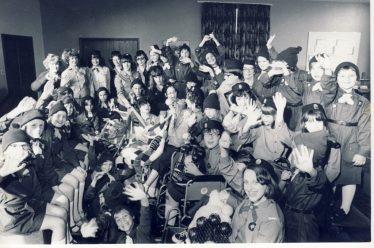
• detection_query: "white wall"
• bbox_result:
[40,0,370,76]
[40,0,202,65]
[0,0,45,101]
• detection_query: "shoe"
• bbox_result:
[330,208,348,223]
[172,230,188,243]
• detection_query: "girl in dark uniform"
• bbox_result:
[0,129,67,244]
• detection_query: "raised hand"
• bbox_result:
[123,182,147,201]
[166,36,178,45]
[219,131,231,149]
[315,53,331,70]
[266,34,276,49]
[16,96,36,114]
[80,218,99,238]
[0,151,29,177]
[199,64,212,73]
[273,92,287,111]
[187,112,197,127]
[290,145,315,175]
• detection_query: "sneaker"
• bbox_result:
[330,208,348,223]
[172,230,188,243]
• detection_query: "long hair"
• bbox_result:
[244,161,279,200]
[300,109,328,133]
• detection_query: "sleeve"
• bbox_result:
[275,121,293,147]
[357,100,371,157]
[255,219,283,243]
[195,46,203,64]
[31,71,48,92]
[217,45,226,58]
[278,74,302,105]
[268,46,278,60]
[105,67,111,92]
[34,155,59,188]
[60,70,70,87]
[93,115,100,132]
[136,206,152,243]
[61,137,80,168]
[83,184,97,203]
[217,156,243,194]
[320,75,338,106]
[87,142,98,171]
[305,167,327,191]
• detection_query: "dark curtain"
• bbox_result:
[202,3,270,61]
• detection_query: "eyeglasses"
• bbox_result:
[136,57,146,61]
[203,131,220,138]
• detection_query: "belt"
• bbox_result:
[327,119,358,127]
[285,204,314,214]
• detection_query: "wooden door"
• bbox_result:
[1,34,36,98]
[79,38,139,67]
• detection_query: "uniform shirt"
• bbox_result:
[239,122,293,161]
[0,167,45,234]
[301,75,337,106]
[114,70,139,104]
[61,66,90,99]
[90,66,110,94]
[325,88,371,162]
[284,167,327,210]
[231,198,284,243]
[168,108,203,148]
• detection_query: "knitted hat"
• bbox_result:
[255,46,270,60]
[224,59,243,73]
[48,101,67,117]
[334,61,360,79]
[301,103,327,118]
[262,97,276,110]
[276,46,302,69]
[203,120,223,133]
[57,86,73,99]
[2,129,29,152]
[19,110,45,127]
[203,93,220,110]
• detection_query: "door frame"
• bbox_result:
[1,33,36,97]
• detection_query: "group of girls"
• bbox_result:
[0,32,370,244]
